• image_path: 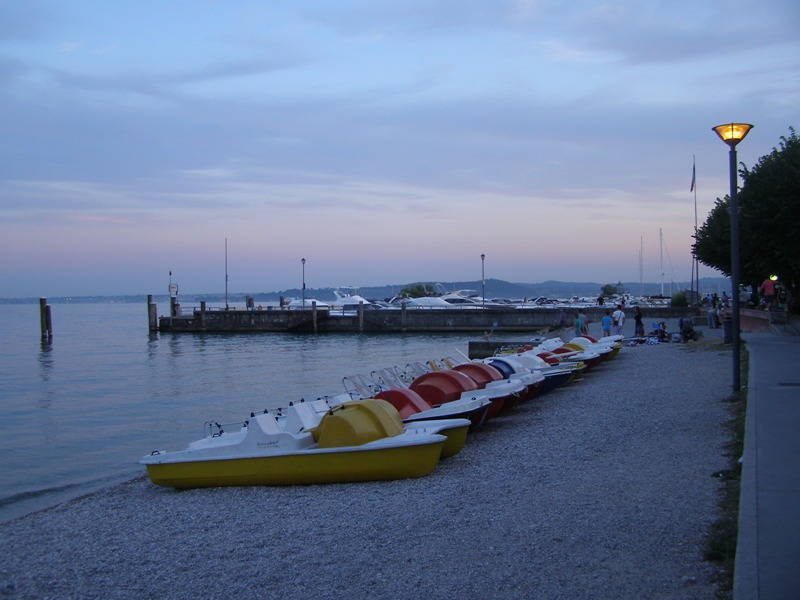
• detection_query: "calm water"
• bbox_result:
[0,303,521,522]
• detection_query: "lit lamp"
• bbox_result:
[481,253,486,309]
[712,122,753,392]
[301,257,306,309]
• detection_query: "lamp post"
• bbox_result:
[301,257,306,309]
[712,122,753,392]
[481,253,485,309]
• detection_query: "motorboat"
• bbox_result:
[286,298,331,310]
[329,288,380,313]
[140,399,446,488]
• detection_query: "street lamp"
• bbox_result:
[481,253,485,309]
[712,122,753,392]
[301,257,306,309]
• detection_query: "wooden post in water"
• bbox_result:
[147,295,158,332]
[401,302,407,332]
[312,301,318,334]
[45,305,53,339]
[199,301,206,329]
[358,301,364,333]
[39,298,52,340]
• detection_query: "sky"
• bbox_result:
[1,0,798,297]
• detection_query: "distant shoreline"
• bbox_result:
[0,277,729,304]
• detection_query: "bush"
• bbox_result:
[671,291,688,307]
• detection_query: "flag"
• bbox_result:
[690,159,696,192]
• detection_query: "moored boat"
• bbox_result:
[140,399,446,488]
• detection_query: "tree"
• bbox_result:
[399,283,437,298]
[671,291,688,307]
[694,127,800,311]
[600,284,617,297]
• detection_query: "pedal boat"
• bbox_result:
[477,357,546,401]
[569,336,622,360]
[410,369,523,420]
[506,353,579,392]
[279,398,470,458]
[140,399,446,489]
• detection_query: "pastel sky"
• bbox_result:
[1,0,798,296]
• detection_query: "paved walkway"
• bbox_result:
[735,327,800,599]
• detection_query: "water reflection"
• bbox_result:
[146,333,159,360]
[38,339,54,381]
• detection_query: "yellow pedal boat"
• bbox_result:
[140,399,458,489]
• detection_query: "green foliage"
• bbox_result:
[670,291,688,307]
[694,127,800,312]
[600,284,617,297]
[399,283,437,298]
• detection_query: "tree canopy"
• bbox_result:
[399,283,438,298]
[694,127,799,310]
[600,284,618,297]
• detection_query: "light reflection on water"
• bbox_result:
[0,303,531,522]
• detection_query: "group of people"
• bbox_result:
[572,304,645,338]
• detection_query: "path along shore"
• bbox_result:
[0,323,731,600]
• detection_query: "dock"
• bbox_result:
[153,298,697,334]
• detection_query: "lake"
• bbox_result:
[0,302,528,522]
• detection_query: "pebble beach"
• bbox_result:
[0,325,731,600]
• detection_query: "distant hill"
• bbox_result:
[0,277,730,304]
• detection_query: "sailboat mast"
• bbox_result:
[659,228,664,297]
[639,236,644,297]
[225,237,229,310]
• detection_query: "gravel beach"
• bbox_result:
[0,326,731,600]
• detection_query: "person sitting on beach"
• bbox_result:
[600,310,612,338]
[657,321,668,342]
[678,317,698,342]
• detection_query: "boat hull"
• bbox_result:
[145,440,444,489]
[439,423,469,458]
[406,404,489,431]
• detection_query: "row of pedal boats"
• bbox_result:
[140,335,623,488]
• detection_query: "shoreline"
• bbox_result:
[1,325,730,599]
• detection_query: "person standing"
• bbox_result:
[578,309,589,335]
[574,311,585,337]
[612,304,625,336]
[759,277,776,309]
[634,306,644,337]
[601,310,612,337]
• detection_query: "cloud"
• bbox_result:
[58,41,82,53]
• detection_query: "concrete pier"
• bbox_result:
[157,306,697,334]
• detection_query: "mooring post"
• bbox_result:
[312,300,318,333]
[39,298,50,340]
[147,295,158,332]
[45,304,53,339]
[401,302,407,332]
[358,301,364,333]
[199,301,206,329]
